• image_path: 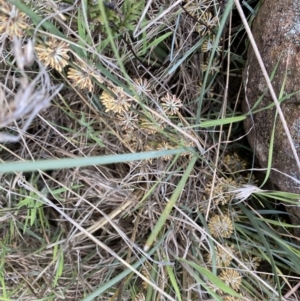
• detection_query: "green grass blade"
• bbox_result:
[167,37,206,75]
[142,31,172,53]
[199,116,246,128]
[145,253,159,301]
[238,203,282,300]
[179,258,241,298]
[93,0,131,84]
[260,57,288,187]
[165,258,182,301]
[195,0,234,125]
[255,191,300,204]
[144,155,198,251]
[0,148,191,174]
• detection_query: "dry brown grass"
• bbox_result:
[0,0,300,300]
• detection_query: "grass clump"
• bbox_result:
[0,0,300,300]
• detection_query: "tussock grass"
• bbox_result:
[0,0,300,300]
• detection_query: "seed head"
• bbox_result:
[100,86,132,113]
[35,37,70,71]
[67,61,103,92]
[161,93,182,115]
[0,1,29,38]
[208,215,233,238]
[220,269,242,291]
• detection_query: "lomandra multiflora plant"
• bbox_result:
[1,1,300,301]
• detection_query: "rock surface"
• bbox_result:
[243,0,300,222]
